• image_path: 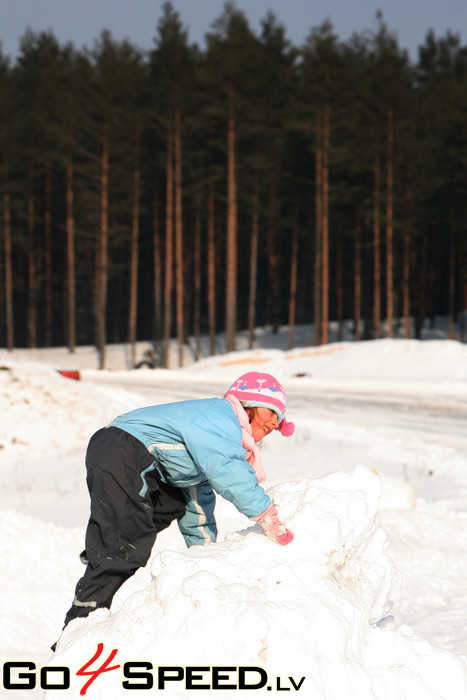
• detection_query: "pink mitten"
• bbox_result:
[253,504,294,545]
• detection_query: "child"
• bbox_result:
[62,371,294,629]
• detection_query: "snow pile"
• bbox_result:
[0,362,136,464]
[285,338,467,383]
[1,337,467,699]
[1,508,84,657]
[182,338,467,385]
[49,466,466,699]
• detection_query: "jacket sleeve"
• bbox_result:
[180,403,271,518]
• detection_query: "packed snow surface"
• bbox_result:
[1,334,467,699]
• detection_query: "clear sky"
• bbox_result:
[0,0,465,62]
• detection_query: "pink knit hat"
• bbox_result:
[225,371,295,437]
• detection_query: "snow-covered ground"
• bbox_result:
[1,328,467,699]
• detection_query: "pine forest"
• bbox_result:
[1,2,467,367]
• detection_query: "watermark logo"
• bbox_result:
[3,643,306,694]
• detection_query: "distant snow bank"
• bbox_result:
[51,466,467,700]
[1,317,466,374]
[179,338,467,384]
[2,337,466,385]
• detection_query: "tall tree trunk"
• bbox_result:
[373,152,381,339]
[266,181,281,332]
[225,88,237,353]
[448,224,456,340]
[44,166,52,346]
[321,103,330,346]
[403,232,411,338]
[3,191,14,350]
[428,233,436,327]
[174,108,184,366]
[354,212,361,341]
[96,138,109,370]
[27,164,37,348]
[162,120,174,368]
[129,129,141,369]
[288,210,299,350]
[66,156,76,353]
[193,195,202,361]
[415,231,428,339]
[0,214,3,338]
[314,107,323,346]
[336,232,343,342]
[460,251,467,343]
[403,183,413,339]
[152,187,162,363]
[385,107,394,338]
[248,179,259,349]
[207,180,216,356]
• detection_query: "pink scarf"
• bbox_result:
[224,394,267,483]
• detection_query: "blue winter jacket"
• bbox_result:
[111,397,271,547]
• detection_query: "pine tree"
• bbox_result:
[151,2,194,366]
[0,50,15,350]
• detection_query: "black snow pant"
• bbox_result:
[64,426,186,627]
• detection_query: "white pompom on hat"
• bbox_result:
[225,371,295,437]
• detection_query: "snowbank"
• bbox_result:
[48,466,466,699]
[0,361,133,464]
[1,337,467,699]
[180,338,467,386]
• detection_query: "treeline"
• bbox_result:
[1,2,466,367]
